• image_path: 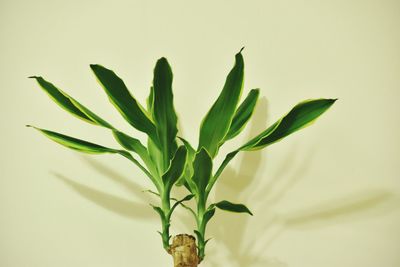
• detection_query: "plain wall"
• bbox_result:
[0,0,399,266]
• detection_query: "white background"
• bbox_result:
[1,0,399,266]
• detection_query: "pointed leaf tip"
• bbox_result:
[239,46,245,53]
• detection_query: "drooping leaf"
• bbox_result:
[192,148,213,196]
[215,200,253,215]
[198,49,245,157]
[152,58,178,168]
[209,98,337,192]
[90,64,159,145]
[29,76,95,124]
[162,146,188,192]
[224,88,260,141]
[27,125,152,179]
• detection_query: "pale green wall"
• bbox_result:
[1,0,399,266]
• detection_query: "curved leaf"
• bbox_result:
[29,76,95,124]
[224,88,260,141]
[90,64,159,145]
[215,200,253,215]
[241,98,337,150]
[198,49,245,157]
[162,145,187,192]
[113,131,159,183]
[209,98,337,192]
[176,137,196,187]
[152,58,178,169]
[192,148,213,196]
[27,125,153,180]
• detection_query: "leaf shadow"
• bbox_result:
[205,97,398,267]
[51,156,158,220]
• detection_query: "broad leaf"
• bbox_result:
[198,49,244,157]
[215,200,253,215]
[162,146,187,192]
[224,88,260,141]
[152,58,178,168]
[90,64,159,145]
[192,148,213,196]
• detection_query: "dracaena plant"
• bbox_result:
[28,49,336,267]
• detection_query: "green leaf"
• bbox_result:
[224,88,260,141]
[162,146,188,192]
[113,130,160,185]
[152,58,179,169]
[176,137,196,187]
[241,98,337,150]
[215,200,253,215]
[147,86,154,112]
[90,64,159,145]
[204,207,216,224]
[192,148,213,195]
[29,76,95,125]
[27,125,153,179]
[198,49,245,157]
[209,98,337,193]
[170,194,195,216]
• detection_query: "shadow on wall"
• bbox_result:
[51,97,399,267]
[205,98,399,267]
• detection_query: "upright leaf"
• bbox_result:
[152,58,178,169]
[176,137,196,187]
[192,148,213,196]
[224,88,260,141]
[113,130,159,180]
[162,146,188,193]
[90,64,159,145]
[198,50,245,157]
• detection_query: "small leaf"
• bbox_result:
[224,88,260,141]
[90,64,159,145]
[176,137,196,187]
[204,207,216,224]
[198,50,245,157]
[162,146,188,192]
[215,200,253,215]
[152,58,179,168]
[170,194,195,215]
[192,148,213,195]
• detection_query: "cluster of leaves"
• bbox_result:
[28,49,335,261]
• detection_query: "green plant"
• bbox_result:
[28,49,336,266]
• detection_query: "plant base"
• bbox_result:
[169,234,199,267]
